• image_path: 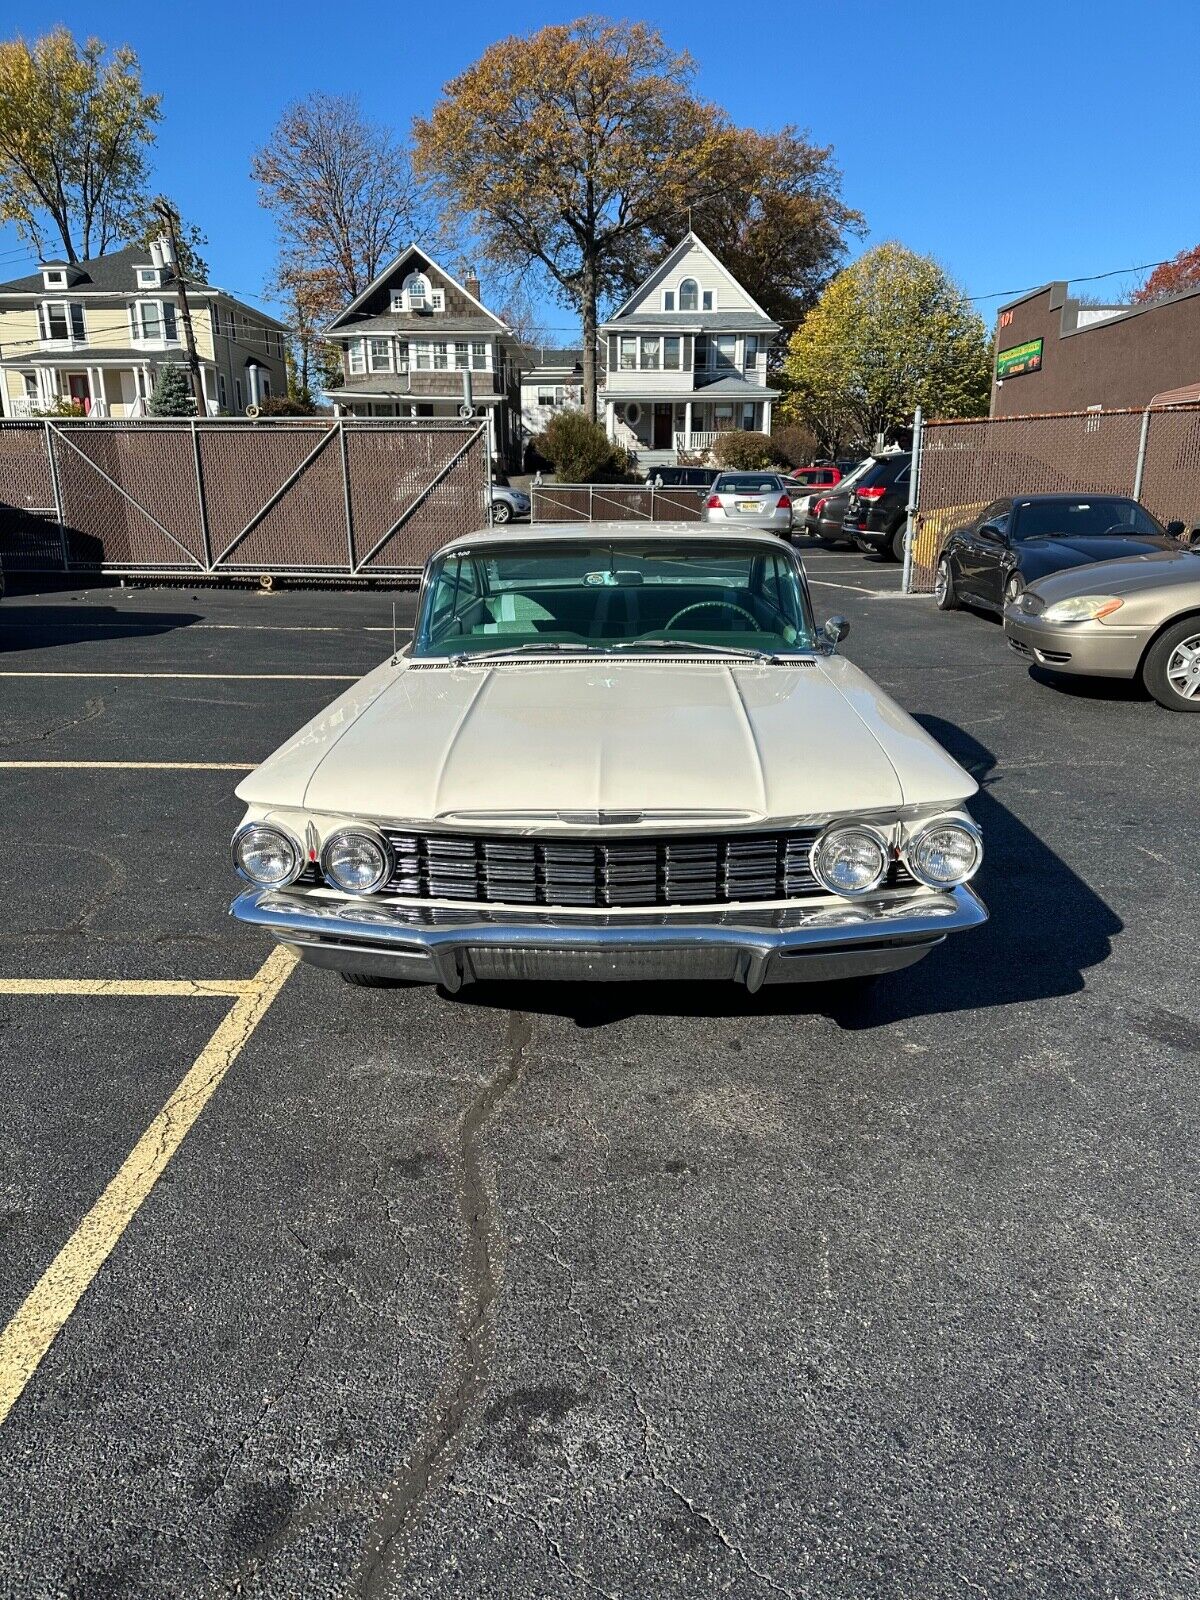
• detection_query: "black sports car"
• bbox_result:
[935,494,1186,614]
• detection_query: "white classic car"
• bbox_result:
[230,524,987,992]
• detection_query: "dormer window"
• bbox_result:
[678,278,699,312]
[42,269,67,289]
[137,267,164,288]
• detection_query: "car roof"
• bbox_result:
[1013,491,1135,502]
[431,520,794,560]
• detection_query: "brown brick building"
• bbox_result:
[990,280,1200,416]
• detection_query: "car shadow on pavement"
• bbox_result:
[0,595,201,651]
[452,716,1121,1031]
[1027,665,1151,704]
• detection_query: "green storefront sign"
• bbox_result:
[996,338,1043,379]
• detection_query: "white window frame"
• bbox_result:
[537,387,556,406]
[41,301,85,342]
[640,335,661,370]
[471,341,488,371]
[348,339,366,375]
[678,278,699,312]
[42,270,67,289]
[743,335,759,372]
[415,342,431,370]
[432,341,448,370]
[452,341,470,371]
[619,335,637,371]
[368,336,393,373]
[137,267,162,287]
[663,336,681,371]
[218,372,227,410]
[130,299,179,344]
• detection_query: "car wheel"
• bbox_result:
[1142,617,1200,711]
[889,519,908,562]
[1004,572,1024,606]
[492,501,512,524]
[934,555,958,611]
[341,970,417,988]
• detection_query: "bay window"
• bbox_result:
[432,342,448,370]
[471,342,487,370]
[415,343,431,370]
[348,340,366,375]
[369,337,393,372]
[453,341,470,370]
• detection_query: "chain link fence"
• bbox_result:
[0,418,489,579]
[532,483,704,522]
[905,404,1200,592]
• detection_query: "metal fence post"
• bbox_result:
[338,420,355,572]
[901,405,922,594]
[43,419,69,570]
[1132,406,1151,502]
[190,417,212,570]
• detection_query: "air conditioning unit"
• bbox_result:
[407,289,426,311]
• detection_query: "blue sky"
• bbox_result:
[4,0,1199,336]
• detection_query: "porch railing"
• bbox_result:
[672,431,720,453]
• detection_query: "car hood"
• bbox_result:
[1025,545,1200,601]
[237,655,977,825]
[1019,532,1176,573]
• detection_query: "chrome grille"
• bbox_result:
[370,828,911,909]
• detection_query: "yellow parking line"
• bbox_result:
[0,945,298,1428]
[0,672,356,681]
[0,978,258,997]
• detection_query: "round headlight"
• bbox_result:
[905,818,982,888]
[232,823,302,888]
[810,824,889,898]
[321,828,391,895]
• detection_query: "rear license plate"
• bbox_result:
[737,501,761,513]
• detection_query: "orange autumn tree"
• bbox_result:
[1132,245,1200,304]
[413,18,724,421]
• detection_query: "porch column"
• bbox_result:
[37,369,54,406]
[684,399,693,449]
[604,400,615,441]
[96,366,109,418]
[486,407,497,460]
[762,399,772,434]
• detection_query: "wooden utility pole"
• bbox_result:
[153,199,206,415]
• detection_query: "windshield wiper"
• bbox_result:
[447,642,603,664]
[607,639,778,662]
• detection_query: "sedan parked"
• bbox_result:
[491,484,531,524]
[1004,542,1200,711]
[935,494,1186,614]
[704,473,794,536]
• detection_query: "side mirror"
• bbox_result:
[977,522,1005,543]
[824,615,850,645]
[1190,527,1200,549]
[1165,519,1186,539]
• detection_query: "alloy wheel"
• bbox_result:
[934,562,948,605]
[1166,632,1200,700]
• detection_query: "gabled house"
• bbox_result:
[598,232,780,468]
[323,246,525,465]
[0,241,288,418]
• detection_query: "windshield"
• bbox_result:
[414,540,817,657]
[713,474,782,493]
[1012,498,1162,541]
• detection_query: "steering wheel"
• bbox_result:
[664,600,762,632]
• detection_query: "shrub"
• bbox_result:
[712,431,777,471]
[30,397,85,418]
[769,423,819,469]
[533,409,631,482]
[259,394,316,416]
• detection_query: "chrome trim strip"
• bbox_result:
[230,884,987,990]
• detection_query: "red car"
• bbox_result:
[788,463,846,490]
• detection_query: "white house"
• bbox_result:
[598,233,780,468]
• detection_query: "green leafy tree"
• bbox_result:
[534,410,630,482]
[147,363,195,417]
[0,27,161,261]
[782,243,991,453]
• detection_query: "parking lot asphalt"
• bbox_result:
[0,548,1197,1599]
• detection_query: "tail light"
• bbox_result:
[707,494,721,509]
[814,497,827,516]
[777,495,791,510]
[856,485,887,501]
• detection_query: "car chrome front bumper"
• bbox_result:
[231,884,988,990]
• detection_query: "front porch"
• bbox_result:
[2,360,221,419]
[602,394,774,461]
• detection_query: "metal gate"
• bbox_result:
[903,403,1200,593]
[0,418,489,579]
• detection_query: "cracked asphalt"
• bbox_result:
[0,548,1197,1599]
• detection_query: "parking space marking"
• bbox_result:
[0,945,298,1428]
[0,760,255,771]
[0,622,413,635]
[0,978,259,998]
[807,577,895,596]
[0,671,356,682]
